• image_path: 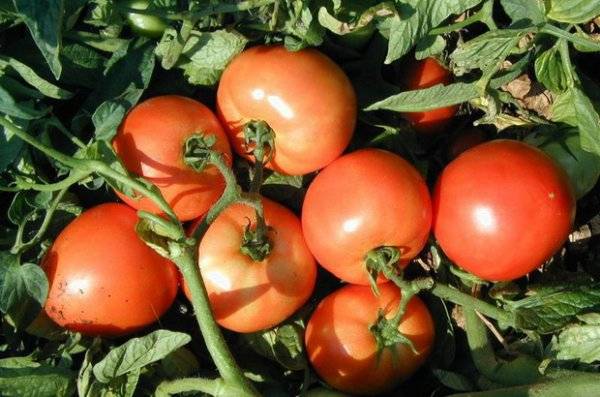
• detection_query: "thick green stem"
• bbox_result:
[540,23,600,52]
[464,308,540,386]
[155,376,246,397]
[11,187,70,255]
[1,170,88,192]
[447,372,600,397]
[174,250,258,396]
[430,283,514,326]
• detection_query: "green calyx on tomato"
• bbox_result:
[242,120,275,164]
[183,134,218,173]
[524,126,600,200]
[240,220,273,262]
[364,245,402,293]
[122,0,168,39]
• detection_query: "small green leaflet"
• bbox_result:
[451,28,533,75]
[546,0,600,24]
[415,35,446,60]
[92,330,191,383]
[13,0,64,80]
[432,369,475,392]
[500,0,546,26]
[0,56,72,99]
[534,42,569,93]
[506,281,600,334]
[552,86,600,157]
[243,322,307,371]
[549,313,600,364]
[365,82,479,112]
[0,361,76,397]
[385,0,483,64]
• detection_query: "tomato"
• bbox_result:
[305,283,435,395]
[524,128,600,199]
[183,197,317,333]
[42,203,179,336]
[401,57,458,134]
[216,45,357,175]
[123,0,168,39]
[113,95,232,221]
[433,140,576,281]
[302,148,432,285]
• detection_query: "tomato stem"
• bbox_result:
[184,133,218,172]
[364,246,402,295]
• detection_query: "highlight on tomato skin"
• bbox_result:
[42,203,179,337]
[305,283,435,396]
[113,95,232,222]
[433,139,576,282]
[301,148,432,285]
[183,196,317,333]
[216,44,357,176]
[401,57,458,134]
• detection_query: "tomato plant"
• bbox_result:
[113,95,232,221]
[123,0,168,38]
[216,45,357,175]
[302,148,432,285]
[433,140,576,281]
[305,283,435,395]
[184,197,317,333]
[400,57,458,134]
[42,203,179,336]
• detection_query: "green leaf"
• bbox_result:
[160,347,200,379]
[500,0,546,26]
[0,56,71,99]
[535,43,569,93]
[0,262,48,328]
[365,82,479,112]
[547,0,600,24]
[156,29,247,86]
[0,363,76,397]
[59,43,106,89]
[385,0,483,64]
[13,0,64,80]
[451,28,532,75]
[415,35,446,60]
[0,121,25,172]
[507,281,600,333]
[243,321,307,371]
[0,83,48,119]
[90,39,155,140]
[317,2,395,35]
[550,315,600,363]
[432,369,475,391]
[92,330,191,383]
[552,86,600,157]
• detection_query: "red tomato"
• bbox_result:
[401,57,457,134]
[433,140,576,281]
[305,283,435,395]
[183,197,317,333]
[302,149,432,285]
[216,45,357,175]
[113,95,232,221]
[42,203,179,336]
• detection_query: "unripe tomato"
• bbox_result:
[113,95,232,221]
[183,197,317,333]
[42,203,179,336]
[433,140,576,281]
[305,283,435,395]
[401,57,458,134]
[123,0,168,39]
[216,45,357,175]
[302,148,432,285]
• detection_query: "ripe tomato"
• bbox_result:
[42,203,179,336]
[113,95,232,221]
[183,197,317,333]
[123,0,168,38]
[305,283,435,395]
[302,148,432,285]
[401,57,457,134]
[216,45,356,175]
[433,140,576,281]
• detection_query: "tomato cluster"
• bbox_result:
[42,45,579,395]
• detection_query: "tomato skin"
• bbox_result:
[124,0,168,39]
[42,203,179,336]
[433,140,576,281]
[183,197,317,333]
[305,283,435,395]
[216,45,357,175]
[302,148,432,285]
[113,95,232,221]
[402,58,457,134]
